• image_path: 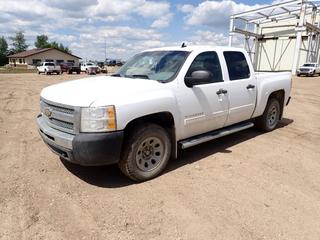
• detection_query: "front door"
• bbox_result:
[178,51,229,139]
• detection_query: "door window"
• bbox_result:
[186,51,223,83]
[223,51,250,80]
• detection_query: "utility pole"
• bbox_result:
[104,37,107,61]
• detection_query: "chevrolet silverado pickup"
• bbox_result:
[37,46,292,181]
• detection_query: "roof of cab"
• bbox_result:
[143,45,245,52]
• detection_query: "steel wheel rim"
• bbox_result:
[267,105,278,127]
[135,137,164,172]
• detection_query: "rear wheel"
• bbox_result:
[255,98,281,132]
[119,124,171,181]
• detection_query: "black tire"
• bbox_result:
[119,124,171,181]
[77,71,80,74]
[255,98,281,132]
[38,71,40,75]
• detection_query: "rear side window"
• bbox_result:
[223,51,250,80]
[186,51,223,83]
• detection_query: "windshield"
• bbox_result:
[303,64,315,67]
[45,63,55,66]
[87,63,94,66]
[116,51,189,82]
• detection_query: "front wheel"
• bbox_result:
[255,98,281,132]
[119,124,171,181]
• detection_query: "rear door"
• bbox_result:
[223,51,257,126]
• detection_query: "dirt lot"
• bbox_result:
[0,72,319,240]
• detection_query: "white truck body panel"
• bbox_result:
[40,46,292,142]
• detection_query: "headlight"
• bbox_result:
[80,106,116,132]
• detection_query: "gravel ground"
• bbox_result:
[0,73,319,240]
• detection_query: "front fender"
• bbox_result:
[115,89,179,131]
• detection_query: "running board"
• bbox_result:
[179,122,254,149]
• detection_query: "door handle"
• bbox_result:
[216,88,228,95]
[246,84,255,90]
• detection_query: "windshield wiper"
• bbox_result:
[125,74,149,79]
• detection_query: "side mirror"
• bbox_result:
[184,70,212,88]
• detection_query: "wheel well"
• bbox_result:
[268,90,285,119]
[123,112,176,159]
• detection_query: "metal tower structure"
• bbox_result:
[229,0,320,74]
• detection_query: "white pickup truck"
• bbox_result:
[37,46,292,181]
[296,63,320,76]
[37,62,61,75]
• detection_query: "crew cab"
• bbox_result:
[297,63,320,76]
[37,62,61,75]
[37,46,292,181]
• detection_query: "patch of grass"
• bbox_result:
[0,68,37,74]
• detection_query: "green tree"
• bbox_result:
[0,36,8,66]
[9,31,28,53]
[34,34,72,54]
[34,34,50,48]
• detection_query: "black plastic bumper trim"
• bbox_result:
[72,131,124,166]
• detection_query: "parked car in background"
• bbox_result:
[37,45,292,181]
[105,59,116,66]
[81,62,100,74]
[116,60,124,66]
[297,63,320,76]
[37,62,61,75]
[60,62,81,74]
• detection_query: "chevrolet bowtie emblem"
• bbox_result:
[44,108,53,118]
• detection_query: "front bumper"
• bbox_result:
[37,114,123,166]
[297,71,314,76]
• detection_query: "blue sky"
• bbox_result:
[0,0,277,60]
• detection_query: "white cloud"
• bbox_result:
[151,14,173,28]
[0,0,174,60]
[179,0,264,29]
[177,4,194,13]
[71,26,167,60]
[136,1,170,18]
[188,30,243,48]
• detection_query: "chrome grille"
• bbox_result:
[50,118,74,130]
[40,98,79,134]
[44,102,74,115]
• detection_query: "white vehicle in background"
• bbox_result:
[37,62,61,75]
[37,45,292,181]
[297,63,320,76]
[80,62,101,74]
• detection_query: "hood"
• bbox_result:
[40,76,166,107]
